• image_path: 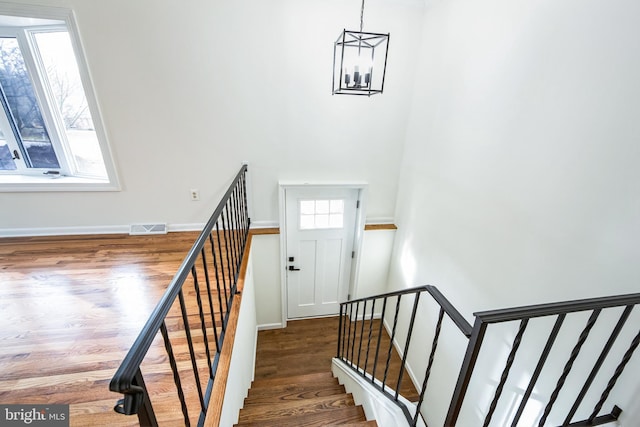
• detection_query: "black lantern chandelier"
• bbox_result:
[332,0,390,96]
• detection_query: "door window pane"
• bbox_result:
[0,37,59,169]
[300,200,315,215]
[316,200,329,214]
[299,199,345,230]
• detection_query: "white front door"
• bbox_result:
[284,187,359,319]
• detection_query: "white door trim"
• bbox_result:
[278,181,368,328]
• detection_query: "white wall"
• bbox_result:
[354,228,395,299]
[0,0,424,233]
[251,233,282,329]
[387,0,640,425]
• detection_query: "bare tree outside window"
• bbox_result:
[35,31,106,177]
[0,37,59,168]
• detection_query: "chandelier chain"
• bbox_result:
[360,0,365,33]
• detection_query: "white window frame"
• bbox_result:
[0,3,119,192]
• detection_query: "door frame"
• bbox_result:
[278,181,368,328]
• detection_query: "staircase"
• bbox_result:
[235,372,376,426]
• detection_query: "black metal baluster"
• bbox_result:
[357,300,368,374]
[192,264,214,379]
[237,185,245,260]
[227,206,239,288]
[564,306,633,425]
[178,289,206,412]
[232,186,242,270]
[372,297,388,382]
[338,304,344,358]
[243,172,250,237]
[241,171,250,241]
[201,245,221,354]
[511,314,565,427]
[414,307,445,427]
[237,178,246,243]
[215,221,230,319]
[588,328,640,423]
[346,303,354,367]
[364,299,377,374]
[228,195,238,276]
[350,302,360,367]
[538,309,601,427]
[160,321,190,427]
[341,304,349,360]
[396,293,420,400]
[483,319,529,427]
[209,234,226,341]
[223,205,237,287]
[221,205,232,285]
[382,295,402,393]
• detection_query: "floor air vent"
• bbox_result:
[129,224,167,235]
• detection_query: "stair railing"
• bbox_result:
[338,286,640,426]
[109,165,250,426]
[337,285,473,425]
[446,292,640,427]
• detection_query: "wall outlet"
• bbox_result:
[190,189,200,201]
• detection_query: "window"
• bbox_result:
[0,8,118,191]
[300,199,345,229]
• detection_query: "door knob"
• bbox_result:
[288,266,300,271]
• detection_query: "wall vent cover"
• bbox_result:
[129,224,167,235]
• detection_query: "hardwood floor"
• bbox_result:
[255,317,419,400]
[1,233,417,426]
[0,232,207,426]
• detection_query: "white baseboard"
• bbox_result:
[257,322,283,331]
[0,225,128,237]
[167,223,206,232]
[365,217,395,225]
[0,223,206,238]
[250,220,279,229]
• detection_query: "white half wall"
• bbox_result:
[251,233,283,329]
[218,249,258,426]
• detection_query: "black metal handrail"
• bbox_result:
[109,165,250,426]
[338,286,640,427]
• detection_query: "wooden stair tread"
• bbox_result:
[249,371,337,389]
[238,393,357,422]
[341,421,378,426]
[235,405,368,427]
[245,382,347,404]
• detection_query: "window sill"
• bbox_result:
[0,174,119,192]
